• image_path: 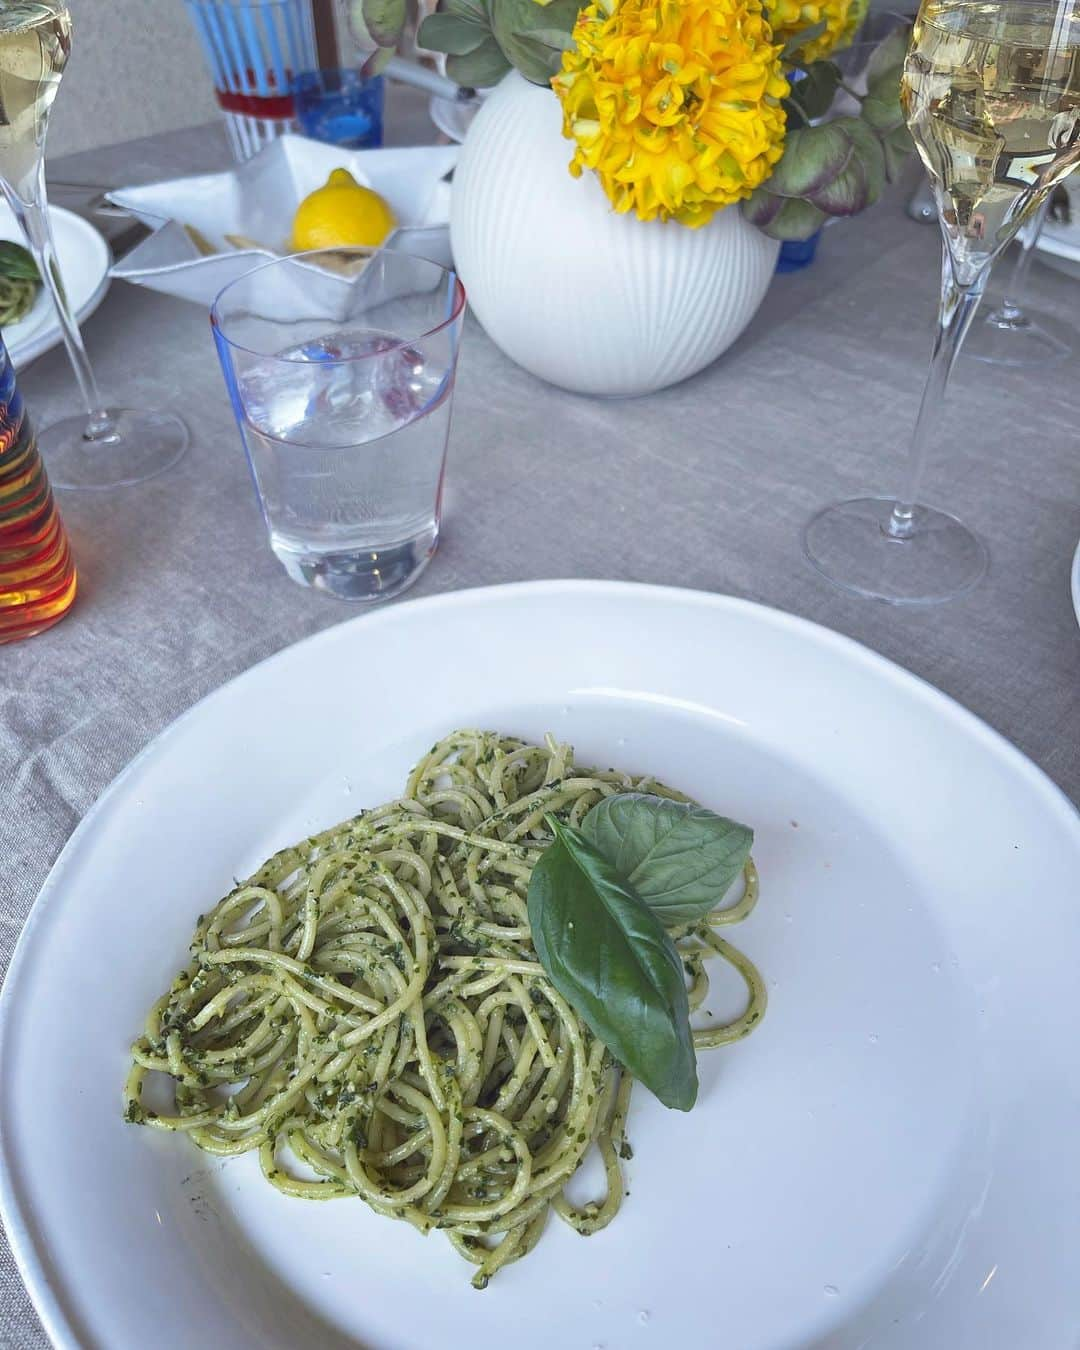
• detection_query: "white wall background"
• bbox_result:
[48,0,220,158]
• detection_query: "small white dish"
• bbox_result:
[0,202,110,370]
[108,135,459,307]
[1,581,1079,1349]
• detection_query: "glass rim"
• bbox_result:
[210,247,467,365]
[292,67,383,87]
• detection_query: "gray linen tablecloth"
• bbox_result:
[2,84,1079,1348]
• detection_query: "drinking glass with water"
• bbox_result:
[212,249,466,602]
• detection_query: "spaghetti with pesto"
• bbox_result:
[124,730,766,1287]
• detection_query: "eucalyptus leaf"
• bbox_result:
[837,115,886,205]
[490,0,580,84]
[523,25,576,50]
[865,25,911,92]
[805,151,869,215]
[527,816,698,1111]
[445,0,493,22]
[347,0,373,45]
[780,17,827,58]
[757,195,828,241]
[361,44,396,76]
[860,92,903,133]
[768,124,852,199]
[581,794,753,927]
[741,186,783,228]
[419,12,491,54]
[446,37,511,86]
[362,0,407,45]
[881,123,913,180]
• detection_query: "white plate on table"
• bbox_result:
[0,202,110,370]
[1,580,1078,1350]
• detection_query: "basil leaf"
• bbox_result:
[527,816,697,1111]
[581,794,753,927]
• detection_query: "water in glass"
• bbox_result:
[213,249,466,602]
[241,330,452,594]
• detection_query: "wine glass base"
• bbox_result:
[963,304,1073,368]
[39,408,190,490]
[804,497,989,605]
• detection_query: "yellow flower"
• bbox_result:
[553,0,789,228]
[768,0,858,63]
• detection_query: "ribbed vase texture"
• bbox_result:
[450,73,780,397]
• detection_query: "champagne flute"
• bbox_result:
[963,190,1075,364]
[0,2,188,490]
[804,0,1080,604]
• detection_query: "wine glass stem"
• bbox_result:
[2,160,114,441]
[993,194,1052,323]
[887,242,988,541]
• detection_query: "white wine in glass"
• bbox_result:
[805,0,1080,604]
[0,2,188,490]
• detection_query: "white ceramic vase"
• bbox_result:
[450,73,781,398]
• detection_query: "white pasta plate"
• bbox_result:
[1,580,1078,1350]
[0,202,110,370]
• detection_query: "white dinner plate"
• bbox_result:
[1,581,1078,1350]
[0,202,110,369]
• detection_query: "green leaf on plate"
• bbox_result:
[527,815,698,1111]
[581,793,753,926]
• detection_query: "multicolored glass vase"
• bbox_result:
[0,333,76,643]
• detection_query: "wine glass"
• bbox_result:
[0,2,188,490]
[805,0,1080,604]
[963,191,1075,364]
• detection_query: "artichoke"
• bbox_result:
[0,241,39,326]
[743,24,913,241]
[418,0,580,87]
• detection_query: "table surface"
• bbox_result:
[2,83,1079,1348]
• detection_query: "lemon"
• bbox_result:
[291,169,397,251]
